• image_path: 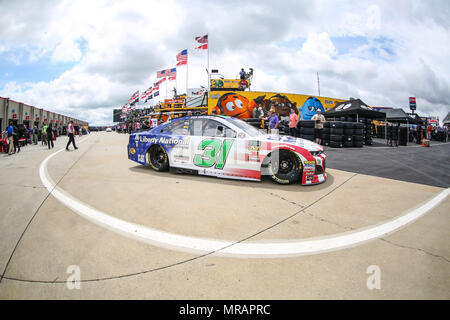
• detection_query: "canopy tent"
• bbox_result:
[443,112,450,126]
[383,108,420,124]
[324,98,386,120]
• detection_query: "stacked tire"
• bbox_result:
[297,120,315,141]
[353,122,364,147]
[244,118,267,131]
[322,121,344,148]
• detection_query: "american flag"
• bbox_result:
[157,78,166,85]
[156,69,167,78]
[145,94,153,102]
[195,34,208,44]
[176,49,188,66]
[128,90,139,104]
[141,86,153,100]
[157,68,176,78]
[168,75,176,81]
[166,68,176,77]
[154,91,159,97]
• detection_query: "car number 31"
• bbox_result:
[193,139,234,169]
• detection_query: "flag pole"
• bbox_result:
[186,51,189,96]
[207,34,210,92]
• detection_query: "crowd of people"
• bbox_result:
[3,120,85,155]
[116,105,207,134]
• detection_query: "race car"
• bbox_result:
[127,115,326,185]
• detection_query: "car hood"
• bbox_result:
[259,134,324,152]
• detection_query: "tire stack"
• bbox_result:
[322,121,344,148]
[352,122,364,147]
[278,119,290,135]
[356,117,373,145]
[244,118,267,131]
[297,120,315,141]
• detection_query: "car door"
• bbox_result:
[190,118,237,177]
[160,119,192,168]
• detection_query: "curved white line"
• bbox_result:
[40,139,449,258]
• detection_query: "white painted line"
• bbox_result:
[40,140,449,258]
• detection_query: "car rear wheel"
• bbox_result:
[268,149,302,184]
[148,145,169,171]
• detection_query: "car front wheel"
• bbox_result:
[268,149,302,184]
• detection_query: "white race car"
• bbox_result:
[127,115,326,185]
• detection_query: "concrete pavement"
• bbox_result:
[0,132,448,299]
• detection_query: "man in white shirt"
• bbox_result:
[311,109,326,145]
[66,121,78,150]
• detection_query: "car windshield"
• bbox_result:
[224,117,266,137]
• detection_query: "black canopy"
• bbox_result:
[324,98,386,119]
[443,112,450,125]
[384,108,422,124]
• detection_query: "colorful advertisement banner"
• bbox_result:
[208,91,346,120]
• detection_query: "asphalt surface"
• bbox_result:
[325,139,450,188]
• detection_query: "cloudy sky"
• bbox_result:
[1,0,449,125]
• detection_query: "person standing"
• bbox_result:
[426,123,433,140]
[13,123,20,153]
[47,123,54,149]
[239,68,246,80]
[267,109,279,134]
[42,123,47,145]
[32,125,38,144]
[289,108,299,137]
[311,108,326,145]
[7,121,14,155]
[66,121,78,150]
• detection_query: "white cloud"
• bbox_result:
[0,0,449,125]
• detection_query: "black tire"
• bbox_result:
[148,145,169,171]
[300,127,315,135]
[300,134,314,141]
[353,123,364,129]
[343,135,353,142]
[245,118,262,122]
[298,120,315,128]
[353,141,363,147]
[323,122,331,128]
[344,128,354,135]
[354,128,364,135]
[330,128,344,135]
[330,134,343,142]
[353,135,364,142]
[268,149,302,185]
[329,140,343,148]
[329,121,344,128]
[343,141,353,148]
[323,140,330,146]
[322,133,330,141]
[323,127,330,134]
[343,122,353,128]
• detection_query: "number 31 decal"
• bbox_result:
[193,139,234,169]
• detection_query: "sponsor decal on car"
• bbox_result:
[139,136,190,146]
[129,148,136,155]
[303,160,315,173]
